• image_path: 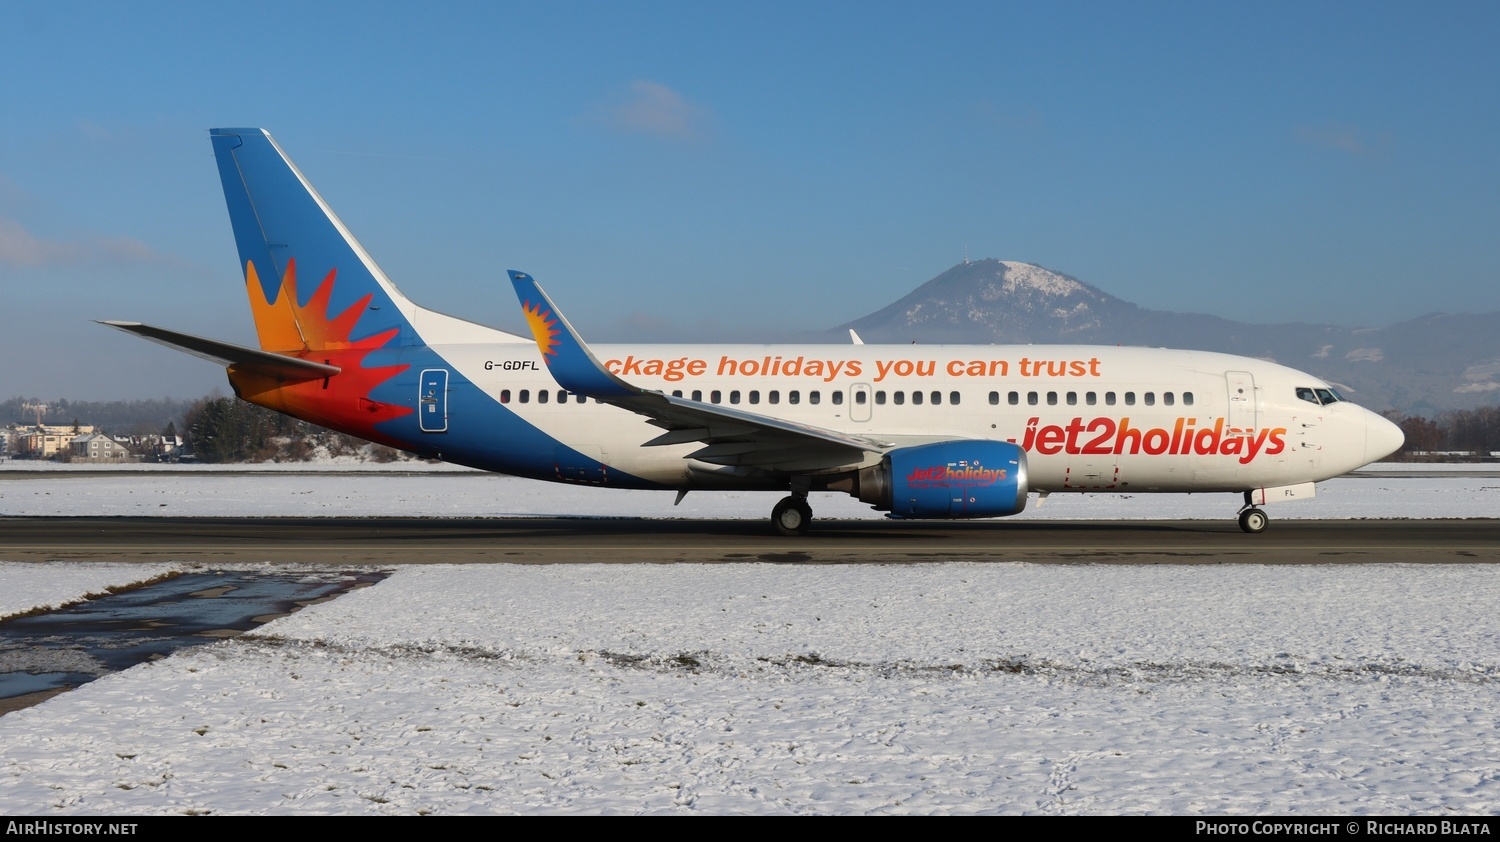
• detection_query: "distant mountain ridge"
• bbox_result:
[836,259,1500,414]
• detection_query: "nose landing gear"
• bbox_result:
[1237,489,1269,533]
[1237,507,1269,533]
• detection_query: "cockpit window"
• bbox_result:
[1315,388,1342,405]
[1296,386,1345,406]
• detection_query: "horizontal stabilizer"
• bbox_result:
[99,321,341,380]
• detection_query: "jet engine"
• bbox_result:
[854,440,1028,519]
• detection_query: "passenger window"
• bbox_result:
[875,391,887,405]
[730,390,741,404]
[854,391,865,405]
[1124,392,1135,406]
[1047,391,1058,406]
[1105,391,1116,406]
[1144,392,1155,406]
[691,390,702,402]
[1183,392,1194,406]
[832,391,843,405]
[789,391,800,405]
[500,389,511,404]
[894,392,906,405]
[1008,391,1019,406]
[1164,392,1174,406]
[950,391,960,405]
[578,395,587,404]
[769,391,780,405]
[1086,391,1097,405]
[1028,392,1039,406]
[711,390,721,404]
[1066,392,1077,406]
[672,390,683,398]
[559,390,568,403]
[809,391,821,405]
[519,390,530,403]
[911,391,922,405]
[932,391,942,405]
[989,391,1000,405]
[538,390,549,404]
[749,390,760,405]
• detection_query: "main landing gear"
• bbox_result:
[772,495,813,537]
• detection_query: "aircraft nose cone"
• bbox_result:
[1364,411,1405,464]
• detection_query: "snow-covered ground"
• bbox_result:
[1,562,1498,815]
[0,470,1497,814]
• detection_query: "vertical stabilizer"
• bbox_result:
[210,128,417,353]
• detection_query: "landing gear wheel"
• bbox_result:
[1238,508,1268,534]
[772,496,813,537]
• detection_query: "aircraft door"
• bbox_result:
[850,383,872,422]
[1226,371,1256,430]
[419,369,449,432]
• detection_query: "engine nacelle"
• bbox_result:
[856,440,1029,519]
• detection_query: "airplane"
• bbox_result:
[104,128,1405,536]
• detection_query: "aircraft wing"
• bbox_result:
[99,321,341,380]
[508,272,889,472]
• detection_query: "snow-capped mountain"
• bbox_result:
[836,259,1500,414]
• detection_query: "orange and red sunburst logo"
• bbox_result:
[522,300,561,360]
[234,258,411,439]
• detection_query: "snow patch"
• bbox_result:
[1000,261,1084,297]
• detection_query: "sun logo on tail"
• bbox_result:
[522,300,561,361]
[237,258,412,437]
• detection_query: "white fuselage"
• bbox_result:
[427,340,1398,494]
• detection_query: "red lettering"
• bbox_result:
[1114,418,1143,455]
[1082,418,1115,454]
[1063,417,1088,453]
[1021,417,1039,450]
[1036,425,1065,455]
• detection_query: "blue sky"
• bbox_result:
[3,1,1497,401]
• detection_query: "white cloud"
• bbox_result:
[0,216,160,268]
[587,80,712,141]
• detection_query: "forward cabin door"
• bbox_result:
[1226,371,1256,430]
[419,369,449,432]
[850,383,872,423]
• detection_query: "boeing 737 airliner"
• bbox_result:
[105,128,1405,535]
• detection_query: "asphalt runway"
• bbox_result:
[2,516,1497,564]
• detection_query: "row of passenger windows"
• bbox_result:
[500,389,587,404]
[988,390,1194,407]
[669,389,848,405]
[501,387,1193,408]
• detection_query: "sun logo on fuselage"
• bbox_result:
[522,300,561,361]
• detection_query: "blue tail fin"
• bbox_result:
[209,128,417,352]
